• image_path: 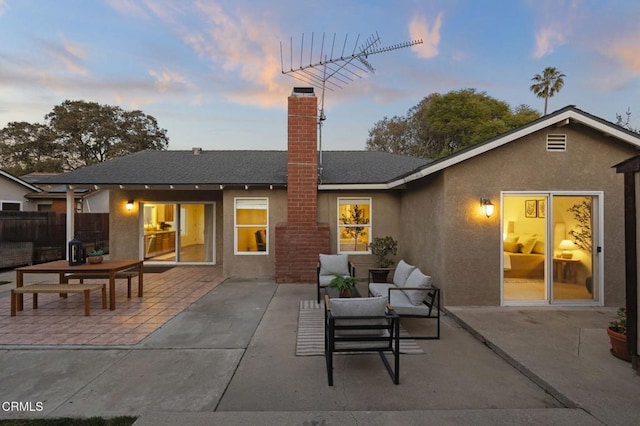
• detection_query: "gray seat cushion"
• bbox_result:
[319,274,350,288]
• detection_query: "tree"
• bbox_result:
[45,100,169,170]
[615,107,640,134]
[0,101,169,174]
[366,88,540,159]
[530,67,566,115]
[0,122,62,175]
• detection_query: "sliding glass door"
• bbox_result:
[502,193,601,305]
[142,202,216,264]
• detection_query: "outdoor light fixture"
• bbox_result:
[480,198,494,218]
[558,239,576,259]
[125,200,134,211]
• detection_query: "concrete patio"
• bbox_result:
[0,265,638,425]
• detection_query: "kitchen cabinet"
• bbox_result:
[144,231,176,258]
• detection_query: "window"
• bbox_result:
[37,204,52,212]
[1,201,20,211]
[235,198,268,254]
[338,198,371,253]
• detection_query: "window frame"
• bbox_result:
[0,200,22,211]
[234,197,269,255]
[337,197,372,254]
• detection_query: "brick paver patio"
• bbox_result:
[0,265,223,346]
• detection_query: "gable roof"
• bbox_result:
[36,150,429,189]
[0,169,41,192]
[388,105,640,188]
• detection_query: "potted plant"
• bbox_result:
[86,249,104,264]
[329,274,358,298]
[607,307,631,362]
[368,236,398,282]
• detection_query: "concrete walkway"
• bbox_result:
[0,273,638,425]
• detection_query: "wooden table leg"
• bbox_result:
[109,271,116,310]
[16,271,23,311]
[138,263,143,297]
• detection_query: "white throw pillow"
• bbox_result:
[393,260,416,287]
[402,269,433,306]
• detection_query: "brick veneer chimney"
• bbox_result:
[275,88,330,283]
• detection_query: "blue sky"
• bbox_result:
[1,0,639,152]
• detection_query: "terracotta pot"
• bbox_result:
[607,327,631,362]
[87,255,103,264]
[339,289,353,298]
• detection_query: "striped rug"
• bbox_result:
[296,300,424,356]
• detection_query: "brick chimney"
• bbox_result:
[275,87,330,283]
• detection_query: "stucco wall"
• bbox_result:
[401,124,638,306]
[401,174,447,295]
[223,189,287,279]
[0,178,33,211]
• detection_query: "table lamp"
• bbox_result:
[558,240,576,259]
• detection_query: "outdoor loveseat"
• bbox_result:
[368,260,440,340]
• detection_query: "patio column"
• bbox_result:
[66,187,75,260]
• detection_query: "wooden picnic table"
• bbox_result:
[15,259,143,311]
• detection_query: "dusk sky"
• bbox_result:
[1,0,639,152]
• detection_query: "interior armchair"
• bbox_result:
[316,254,355,303]
[324,295,400,386]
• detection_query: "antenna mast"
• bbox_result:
[280,32,422,180]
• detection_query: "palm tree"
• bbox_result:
[530,67,566,115]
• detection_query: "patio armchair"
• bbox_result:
[324,295,400,386]
[317,254,355,303]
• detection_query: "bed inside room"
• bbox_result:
[502,195,594,302]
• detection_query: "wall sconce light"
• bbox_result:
[558,239,576,259]
[125,200,134,211]
[480,198,494,218]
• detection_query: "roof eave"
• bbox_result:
[390,108,640,188]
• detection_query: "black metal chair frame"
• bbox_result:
[367,268,441,340]
[324,295,400,386]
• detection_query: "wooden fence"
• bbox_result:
[0,212,109,267]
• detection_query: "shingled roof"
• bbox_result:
[37,150,430,187]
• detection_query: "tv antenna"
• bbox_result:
[280,32,422,179]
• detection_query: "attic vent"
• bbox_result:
[546,134,567,152]
[192,147,202,155]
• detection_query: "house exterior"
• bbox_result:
[0,170,41,211]
[38,88,640,308]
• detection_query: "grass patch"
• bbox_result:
[0,417,136,426]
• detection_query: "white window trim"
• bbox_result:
[234,197,269,255]
[0,200,22,211]
[337,197,372,254]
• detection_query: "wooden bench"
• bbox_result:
[65,270,140,298]
[11,283,106,316]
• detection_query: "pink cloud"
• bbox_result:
[409,12,443,59]
[533,27,566,58]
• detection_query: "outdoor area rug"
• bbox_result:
[296,300,424,356]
